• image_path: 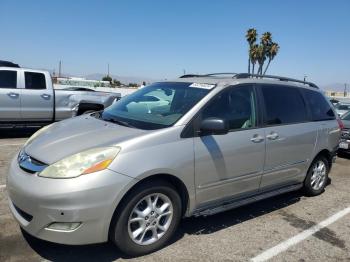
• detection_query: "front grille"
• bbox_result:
[13,204,33,222]
[18,150,47,174]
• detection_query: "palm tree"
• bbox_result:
[256,44,266,76]
[263,42,280,75]
[249,44,259,75]
[261,32,272,46]
[256,32,272,75]
[245,28,257,74]
[245,29,280,76]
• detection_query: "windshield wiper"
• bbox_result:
[103,118,135,128]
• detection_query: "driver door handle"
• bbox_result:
[7,92,19,98]
[251,134,264,143]
[41,94,51,100]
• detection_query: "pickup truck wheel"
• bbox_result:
[110,180,181,256]
[303,155,329,196]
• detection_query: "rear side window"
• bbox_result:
[302,89,335,121]
[0,70,17,89]
[25,72,46,90]
[262,85,308,125]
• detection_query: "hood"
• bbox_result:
[25,116,148,164]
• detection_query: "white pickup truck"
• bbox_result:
[0,64,120,127]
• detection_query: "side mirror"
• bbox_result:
[199,117,229,135]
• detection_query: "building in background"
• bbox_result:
[325,90,350,98]
[52,76,112,88]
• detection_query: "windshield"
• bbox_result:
[101,82,213,130]
[342,111,350,120]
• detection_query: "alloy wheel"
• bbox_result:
[310,160,327,190]
[127,193,173,246]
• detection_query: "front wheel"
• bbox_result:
[110,180,182,256]
[303,156,329,196]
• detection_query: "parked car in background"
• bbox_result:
[329,98,339,106]
[0,65,121,127]
[339,111,350,154]
[7,73,341,256]
[334,102,350,117]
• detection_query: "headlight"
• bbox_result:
[39,147,121,178]
[24,124,53,147]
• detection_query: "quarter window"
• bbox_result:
[302,89,335,121]
[262,85,308,125]
[201,86,257,130]
[0,70,17,89]
[25,72,46,90]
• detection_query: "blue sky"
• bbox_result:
[1,0,349,86]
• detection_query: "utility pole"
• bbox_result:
[107,63,110,77]
[58,60,62,78]
[344,83,347,97]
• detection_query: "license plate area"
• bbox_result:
[339,142,349,149]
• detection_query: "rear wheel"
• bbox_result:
[303,156,329,196]
[110,180,182,256]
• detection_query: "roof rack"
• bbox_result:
[234,73,319,89]
[179,74,203,78]
[179,72,318,89]
[0,60,20,68]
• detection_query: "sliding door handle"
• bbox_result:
[266,132,279,140]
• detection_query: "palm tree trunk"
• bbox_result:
[260,61,265,76]
[263,59,271,75]
[248,58,251,74]
[257,64,262,76]
[252,63,255,75]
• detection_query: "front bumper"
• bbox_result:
[6,156,134,245]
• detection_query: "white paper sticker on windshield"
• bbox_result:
[189,83,215,89]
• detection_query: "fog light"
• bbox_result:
[46,222,81,232]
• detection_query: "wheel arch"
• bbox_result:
[77,102,104,115]
[107,173,190,240]
[305,149,333,183]
[311,149,333,170]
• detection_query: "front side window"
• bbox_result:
[302,89,335,121]
[25,72,46,90]
[102,82,212,130]
[0,70,17,89]
[262,85,308,125]
[201,85,257,130]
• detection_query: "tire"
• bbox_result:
[110,180,182,256]
[303,155,329,196]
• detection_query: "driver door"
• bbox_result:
[194,85,266,206]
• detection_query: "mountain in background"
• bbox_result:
[41,68,160,85]
[43,67,348,91]
[84,73,159,85]
[321,83,347,92]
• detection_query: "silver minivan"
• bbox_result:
[7,73,341,256]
